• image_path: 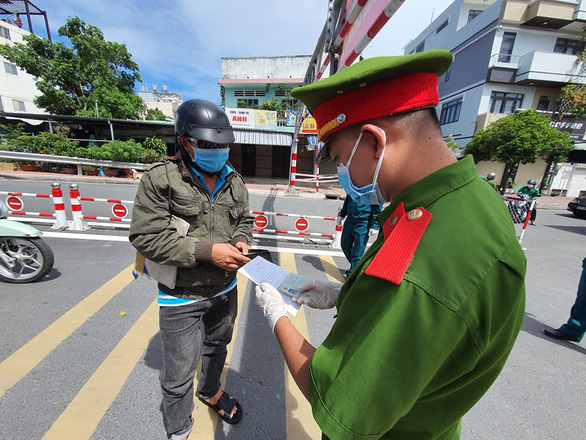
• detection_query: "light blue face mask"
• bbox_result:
[337,132,387,205]
[192,147,230,173]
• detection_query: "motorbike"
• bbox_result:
[0,199,54,283]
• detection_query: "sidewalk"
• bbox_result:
[0,169,575,208]
[0,169,346,200]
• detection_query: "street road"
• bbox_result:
[0,179,585,439]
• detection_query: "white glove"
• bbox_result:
[293,279,342,309]
[255,281,288,332]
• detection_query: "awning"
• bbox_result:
[572,142,586,150]
[3,115,46,126]
[233,129,292,146]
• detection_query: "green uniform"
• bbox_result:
[486,179,498,192]
[308,156,526,440]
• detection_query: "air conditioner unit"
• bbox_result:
[152,85,157,92]
[162,84,168,92]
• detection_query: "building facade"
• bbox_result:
[405,0,586,196]
[0,20,45,114]
[137,85,183,120]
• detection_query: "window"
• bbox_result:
[537,95,551,111]
[489,92,523,113]
[0,27,10,40]
[415,42,425,53]
[436,20,448,34]
[440,97,463,125]
[237,98,259,107]
[498,32,516,63]
[554,38,585,55]
[444,66,452,82]
[234,90,266,97]
[12,99,25,111]
[4,62,18,75]
[468,10,482,23]
[275,90,290,97]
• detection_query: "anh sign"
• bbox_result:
[225,108,277,130]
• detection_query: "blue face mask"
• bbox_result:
[192,147,230,173]
[337,132,387,205]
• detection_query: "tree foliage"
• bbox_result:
[0,16,145,119]
[463,109,573,165]
[145,107,168,121]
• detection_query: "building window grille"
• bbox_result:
[537,95,551,111]
[234,90,266,97]
[415,42,425,53]
[4,62,18,75]
[437,20,449,34]
[275,90,289,97]
[554,38,585,55]
[440,97,462,125]
[489,92,523,114]
[468,10,482,23]
[12,99,25,111]
[0,27,10,40]
[498,32,516,63]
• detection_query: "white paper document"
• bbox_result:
[238,256,307,316]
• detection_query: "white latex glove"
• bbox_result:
[255,281,288,332]
[293,279,342,309]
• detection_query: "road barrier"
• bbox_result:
[503,195,537,249]
[251,209,342,248]
[1,182,68,228]
[68,183,133,231]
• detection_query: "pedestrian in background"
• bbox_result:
[254,50,526,440]
[130,99,253,440]
[515,179,539,225]
[485,172,499,192]
[339,196,382,277]
[544,257,586,343]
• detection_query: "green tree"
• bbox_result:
[0,16,145,119]
[464,109,573,189]
[145,107,168,121]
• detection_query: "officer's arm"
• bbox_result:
[273,317,316,401]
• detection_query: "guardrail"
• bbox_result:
[0,151,149,175]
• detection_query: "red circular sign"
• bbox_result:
[295,217,309,232]
[6,196,23,211]
[111,203,128,218]
[254,215,268,229]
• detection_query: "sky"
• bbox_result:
[24,0,454,104]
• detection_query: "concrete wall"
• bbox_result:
[221,56,311,79]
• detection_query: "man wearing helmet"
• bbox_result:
[515,179,540,225]
[485,172,499,192]
[130,99,253,439]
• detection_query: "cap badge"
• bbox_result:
[336,114,347,124]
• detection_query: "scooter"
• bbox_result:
[0,199,54,283]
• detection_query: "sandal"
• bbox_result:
[198,391,243,425]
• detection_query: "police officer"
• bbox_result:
[130,99,253,439]
[254,50,526,440]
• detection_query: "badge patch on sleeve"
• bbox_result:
[365,203,432,284]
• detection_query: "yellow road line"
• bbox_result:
[190,273,248,439]
[42,299,159,440]
[282,252,321,440]
[320,254,345,282]
[0,264,134,398]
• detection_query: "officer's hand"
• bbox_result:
[293,279,342,309]
[234,241,251,255]
[211,243,250,271]
[255,281,289,333]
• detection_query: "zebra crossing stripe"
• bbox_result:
[0,264,134,399]
[42,300,159,439]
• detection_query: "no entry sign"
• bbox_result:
[254,214,268,229]
[6,196,23,211]
[294,217,309,232]
[111,203,128,218]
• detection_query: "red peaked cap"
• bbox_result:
[291,50,453,142]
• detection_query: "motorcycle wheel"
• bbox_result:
[0,237,55,283]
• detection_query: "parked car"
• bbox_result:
[567,195,586,219]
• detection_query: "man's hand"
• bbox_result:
[234,241,251,255]
[211,243,250,271]
[293,279,342,309]
[255,281,289,332]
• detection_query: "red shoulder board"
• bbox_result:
[365,202,432,285]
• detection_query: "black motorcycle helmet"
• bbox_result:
[175,99,234,145]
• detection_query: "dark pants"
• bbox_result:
[560,257,586,341]
[159,289,237,438]
[341,219,369,276]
